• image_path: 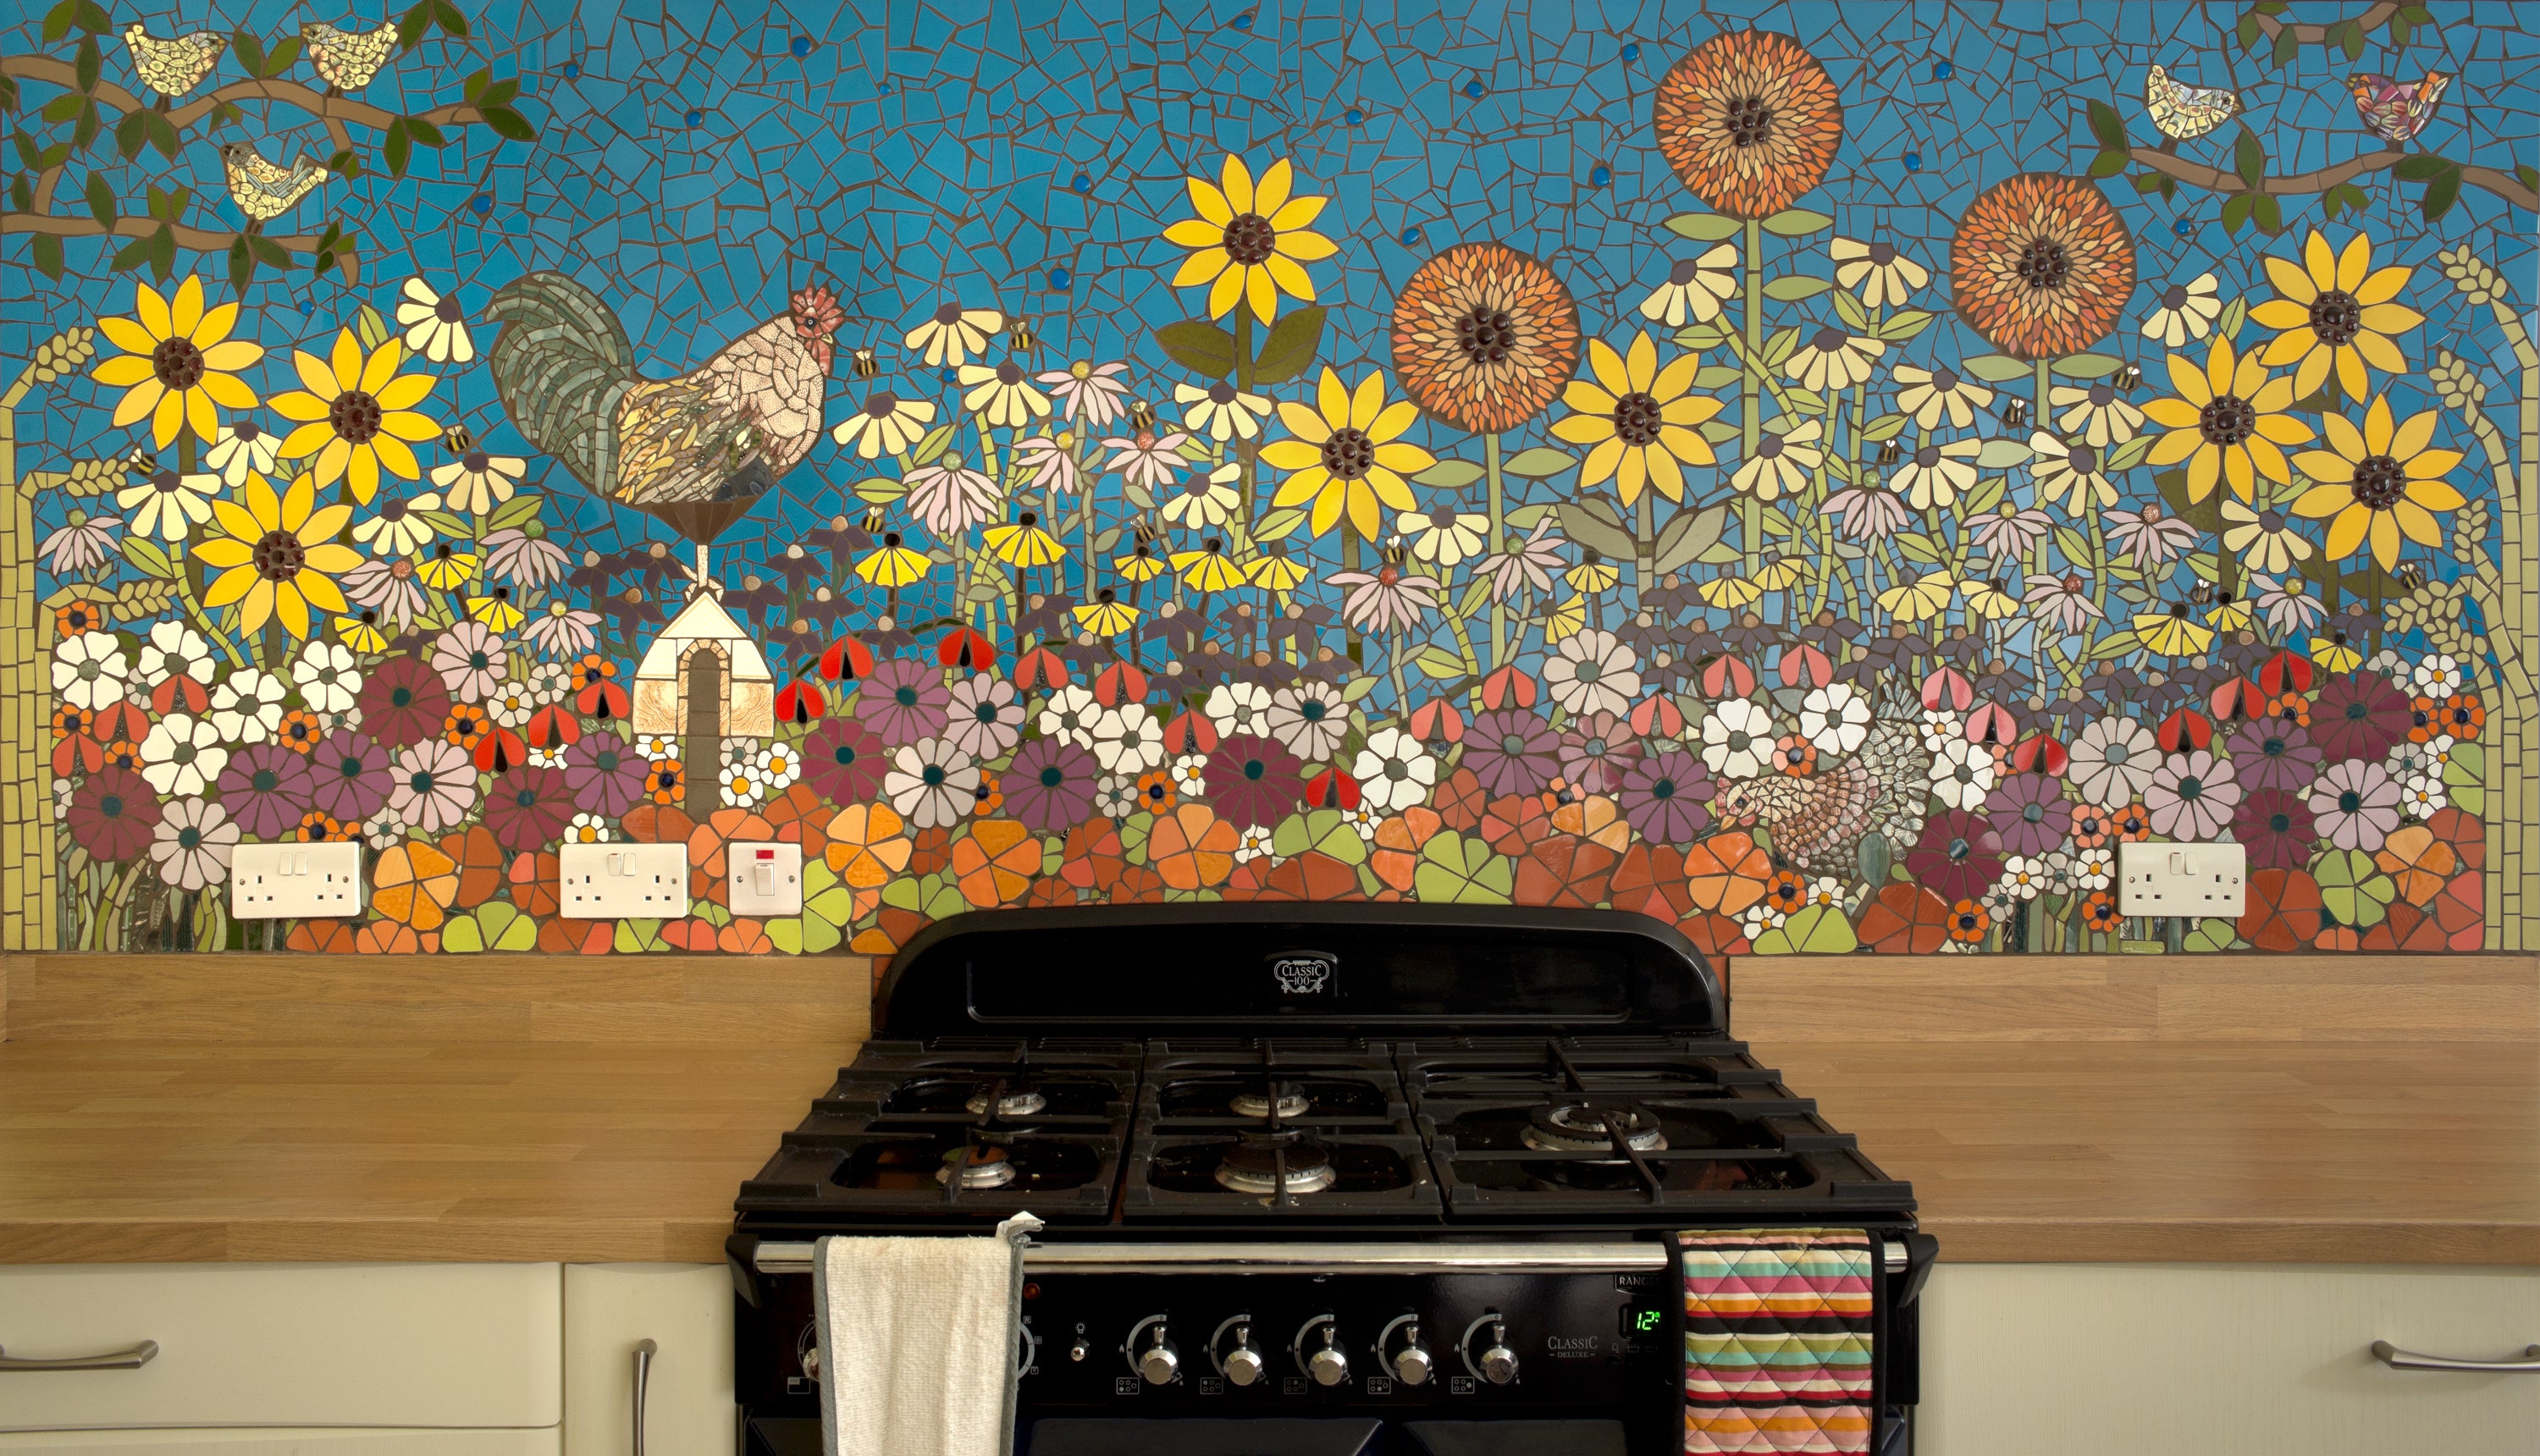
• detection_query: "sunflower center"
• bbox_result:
[330,389,384,444]
[2351,454,2407,510]
[1455,306,1516,365]
[1223,212,1278,265]
[253,530,306,582]
[1722,94,1774,146]
[1321,427,1375,481]
[2014,237,2071,290]
[152,336,206,389]
[1612,391,1664,447]
[2197,394,2256,446]
[2308,290,2362,346]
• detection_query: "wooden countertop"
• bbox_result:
[1,951,2533,1266]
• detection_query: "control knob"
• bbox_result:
[1138,1325,1179,1386]
[1389,1321,1433,1386]
[1222,1324,1266,1387]
[1306,1324,1350,1387]
[1477,1320,1519,1385]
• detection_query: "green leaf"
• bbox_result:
[355,303,395,353]
[2517,164,2539,196]
[1152,319,1236,378]
[2334,18,2365,60]
[82,170,114,229]
[406,117,447,147]
[909,422,955,466]
[1895,531,1943,565]
[2217,294,2248,344]
[2421,165,2462,223]
[147,222,175,281]
[121,535,177,580]
[2085,97,2128,152]
[2107,435,2156,472]
[2252,193,2283,234]
[73,0,108,32]
[480,105,536,142]
[399,0,433,50]
[1692,363,1743,389]
[1250,303,1326,386]
[1826,285,1870,332]
[74,34,100,93]
[433,0,470,36]
[2233,127,2266,192]
[1415,459,1483,489]
[2221,193,2253,234]
[42,0,75,41]
[476,80,517,110]
[2054,525,2092,566]
[1762,274,1830,301]
[1413,832,1513,904]
[1860,412,1908,443]
[114,108,148,159]
[1653,502,1731,574]
[1557,497,1637,560]
[40,93,82,123]
[2087,146,2128,179]
[1501,446,1577,479]
[2050,352,2122,379]
[1252,505,1306,539]
[1959,353,2032,383]
[2393,153,2454,181]
[110,232,150,273]
[30,233,63,280]
[1760,207,1834,237]
[2271,25,2300,65]
[261,37,301,77]
[1663,211,1742,241]
[1762,325,1800,367]
[1749,904,1858,955]
[249,233,290,267]
[71,97,101,151]
[232,27,266,74]
[1964,475,2007,516]
[1411,644,1468,681]
[1878,309,1935,342]
[384,117,411,177]
[229,235,255,291]
[2085,629,2140,660]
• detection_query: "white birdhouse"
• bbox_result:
[633,592,773,738]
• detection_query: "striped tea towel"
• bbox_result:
[1679,1228,1875,1455]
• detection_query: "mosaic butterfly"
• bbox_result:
[2144,64,2239,141]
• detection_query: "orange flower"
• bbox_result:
[443,703,490,750]
[2107,802,2152,841]
[1549,792,1632,851]
[1946,898,1990,943]
[2373,823,2458,905]
[974,769,1003,818]
[1949,173,2136,361]
[1150,803,1241,891]
[953,819,1041,906]
[372,838,460,931]
[2438,692,2483,742]
[2068,803,2112,849]
[1762,869,1808,918]
[295,810,351,842]
[647,759,686,805]
[1388,241,1582,434]
[1135,769,1178,814]
[2262,692,2311,727]
[54,602,102,637]
[825,802,914,889]
[1683,830,1771,916]
[276,708,326,753]
[2080,890,2123,933]
[1652,30,1843,218]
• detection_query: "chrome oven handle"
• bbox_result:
[0,1340,161,1372]
[2372,1340,2540,1373]
[753,1238,1911,1277]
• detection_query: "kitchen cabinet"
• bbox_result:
[0,1431,559,1453]
[561,1265,733,1456]
[1921,1263,2540,1455]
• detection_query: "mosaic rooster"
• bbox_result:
[2347,71,2451,142]
[483,272,844,544]
[121,23,225,99]
[1714,710,1925,874]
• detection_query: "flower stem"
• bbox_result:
[2029,359,2052,583]
[1233,312,1257,517]
[1483,431,1506,668]
[1741,217,1764,577]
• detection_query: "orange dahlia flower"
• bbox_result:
[1950,174,2136,360]
[1389,242,1582,434]
[1652,31,1843,219]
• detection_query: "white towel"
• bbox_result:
[815,1211,1042,1456]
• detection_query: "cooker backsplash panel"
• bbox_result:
[5,2,2533,959]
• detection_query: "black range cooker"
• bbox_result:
[728,905,1933,1455]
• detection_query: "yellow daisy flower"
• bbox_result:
[1163,155,1338,326]
[91,275,262,449]
[2133,604,2217,658]
[1261,367,1435,539]
[2250,229,2421,400]
[2289,394,2465,571]
[981,511,1066,569]
[1074,588,1141,637]
[194,472,359,640]
[270,330,441,504]
[854,531,934,589]
[2139,334,2313,505]
[1549,332,1722,508]
[1170,538,1249,592]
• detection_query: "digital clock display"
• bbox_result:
[1618,1303,1667,1337]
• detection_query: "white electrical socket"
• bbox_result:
[557,842,691,919]
[726,841,803,917]
[231,841,364,918]
[2117,841,2246,917]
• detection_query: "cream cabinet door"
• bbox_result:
[1921,1263,2540,1455]
[0,1429,560,1453]
[561,1266,732,1456]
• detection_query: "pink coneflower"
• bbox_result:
[2023,573,2103,635]
[481,527,569,587]
[1328,560,1440,635]
[1968,506,2052,560]
[2105,502,2199,567]
[2252,575,2325,635]
[522,601,602,659]
[1477,517,1565,604]
[40,511,121,572]
[1823,483,1909,543]
[342,555,428,630]
[1011,434,1081,495]
[905,458,998,535]
[1102,428,1193,494]
[1036,360,1132,428]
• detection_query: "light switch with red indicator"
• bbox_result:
[726,841,803,917]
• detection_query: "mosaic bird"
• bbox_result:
[2347,71,2451,142]
[300,20,396,92]
[218,142,328,223]
[121,23,226,100]
[2143,64,2239,141]
[1712,712,1925,874]
[483,272,844,544]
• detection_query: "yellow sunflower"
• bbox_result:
[194,472,360,640]
[1262,368,1435,539]
[2140,334,2312,504]
[270,330,440,504]
[1549,331,1723,507]
[2290,394,2465,571]
[91,275,262,449]
[1163,155,1338,326]
[2250,229,2421,400]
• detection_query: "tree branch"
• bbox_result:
[2249,2,2401,42]
[0,56,483,133]
[2127,141,2540,212]
[0,211,358,282]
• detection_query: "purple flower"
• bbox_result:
[2310,671,2411,763]
[1465,709,1560,797]
[483,764,572,852]
[563,734,649,819]
[804,719,890,804]
[218,742,316,840]
[857,657,949,747]
[1205,733,1305,827]
[2234,789,2316,872]
[2226,720,2322,794]
[1986,771,2072,858]
[2309,759,2401,852]
[1906,809,2004,903]
[2145,749,2239,841]
[357,656,451,750]
[1557,711,1641,794]
[1619,750,1714,845]
[67,766,159,863]
[1004,738,1101,833]
[308,731,392,824]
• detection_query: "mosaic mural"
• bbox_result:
[3,1,2533,960]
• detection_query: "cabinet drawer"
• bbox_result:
[1923,1263,2540,1455]
[561,1266,733,1456]
[0,1264,560,1432]
[0,1430,560,1453]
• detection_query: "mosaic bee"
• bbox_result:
[848,346,880,380]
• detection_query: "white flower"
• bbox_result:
[210,667,287,743]
[484,677,538,730]
[524,661,571,707]
[1830,235,1930,307]
[1916,709,1963,753]
[353,493,442,556]
[1638,243,1737,325]
[2051,379,2145,447]
[1731,419,1823,502]
[1090,705,1164,775]
[2140,273,2222,349]
[2072,847,2114,889]
[1093,773,1140,819]
[564,812,612,844]
[395,277,475,363]
[117,467,220,542]
[1739,902,1786,939]
[1927,736,1997,810]
[526,743,566,768]
[1783,327,1883,392]
[2070,715,2159,805]
[1399,504,1490,568]
[1998,855,2048,901]
[636,732,679,762]
[1543,629,1640,719]
[1700,698,1775,780]
[1343,803,1381,840]
[2410,654,2464,698]
[831,392,939,457]
[1233,823,1275,863]
[149,797,237,891]
[757,740,802,793]
[1160,461,1242,530]
[363,809,410,852]
[52,631,130,711]
[1891,437,1982,510]
[720,750,765,807]
[944,674,1024,759]
[903,303,1003,367]
[1351,725,1438,813]
[293,638,362,714]
[2401,771,2448,818]
[140,712,226,797]
[2029,433,2118,513]
[137,620,212,687]
[1797,683,1873,757]
[1267,682,1351,762]
[1169,753,1208,798]
[202,420,279,488]
[1174,379,1273,442]
[958,360,1053,429]
[1037,685,1102,750]
[428,447,526,516]
[1204,679,1273,737]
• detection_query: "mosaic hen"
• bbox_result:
[1714,711,1924,873]
[483,272,844,544]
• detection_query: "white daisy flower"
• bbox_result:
[1637,243,1738,325]
[117,467,220,542]
[1351,726,1438,813]
[1797,683,1874,757]
[1233,823,1275,863]
[1399,504,1491,568]
[958,360,1053,429]
[1890,437,1982,510]
[51,631,130,712]
[2050,379,2145,447]
[1927,736,1997,810]
[564,812,613,844]
[1700,698,1775,780]
[1037,685,1103,751]
[1267,681,1351,762]
[1731,419,1824,503]
[903,302,1004,367]
[2140,273,2222,348]
[2410,654,2464,698]
[1093,773,1140,819]
[209,667,287,743]
[1544,629,1640,719]
[202,420,280,488]
[1917,709,1963,754]
[2072,846,2115,889]
[140,712,226,797]
[831,391,940,457]
[1342,802,1382,840]
[757,741,802,793]
[1739,902,1786,939]
[1169,752,1208,799]
[150,797,237,891]
[636,732,680,762]
[2400,771,2447,818]
[1090,705,1165,775]
[1174,379,1273,442]
[1204,679,1273,737]
[1997,855,2047,901]
[1830,236,1930,307]
[138,620,213,688]
[429,444,526,516]
[395,277,474,362]
[293,638,362,715]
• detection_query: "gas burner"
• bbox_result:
[1521,1102,1668,1155]
[1230,1083,1311,1120]
[965,1085,1047,1118]
[1212,1130,1336,1195]
[938,1142,1018,1189]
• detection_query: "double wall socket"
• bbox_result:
[556,842,691,919]
[231,842,364,918]
[2116,841,2246,917]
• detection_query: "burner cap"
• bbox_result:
[1521,1102,1669,1155]
[965,1084,1047,1118]
[1212,1130,1336,1195]
[937,1143,1018,1189]
[1230,1082,1311,1121]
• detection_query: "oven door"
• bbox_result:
[1021,1417,1626,1454]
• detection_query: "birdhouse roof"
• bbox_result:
[636,593,772,682]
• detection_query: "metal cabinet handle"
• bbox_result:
[2372,1340,2540,1373]
[0,1340,160,1371]
[631,1338,657,1456]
